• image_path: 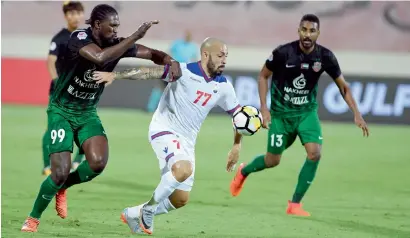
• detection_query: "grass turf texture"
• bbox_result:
[2,105,409,238]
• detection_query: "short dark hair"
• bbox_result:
[62,1,84,14]
[300,14,320,29]
[85,4,118,26]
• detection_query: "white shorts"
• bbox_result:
[148,128,195,192]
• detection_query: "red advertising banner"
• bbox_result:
[1,58,50,105]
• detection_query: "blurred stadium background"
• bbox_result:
[2,1,410,237]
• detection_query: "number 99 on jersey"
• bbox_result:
[232,105,263,136]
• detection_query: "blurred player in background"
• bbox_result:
[146,30,198,112]
[42,1,85,176]
[22,4,181,233]
[230,14,370,216]
[92,37,242,235]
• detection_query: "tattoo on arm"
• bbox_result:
[114,66,166,80]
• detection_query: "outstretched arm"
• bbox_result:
[134,44,174,65]
[114,65,170,81]
[93,63,178,86]
[80,21,158,66]
[120,44,181,79]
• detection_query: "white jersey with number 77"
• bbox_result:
[150,61,241,146]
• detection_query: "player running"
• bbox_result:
[42,1,85,176]
[230,14,370,216]
[92,37,243,235]
[21,4,181,233]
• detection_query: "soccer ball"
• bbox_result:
[232,105,263,136]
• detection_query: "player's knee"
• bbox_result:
[51,169,70,186]
[307,151,321,162]
[88,155,108,173]
[171,160,193,182]
[265,153,281,168]
[50,152,71,186]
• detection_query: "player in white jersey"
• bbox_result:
[93,37,243,235]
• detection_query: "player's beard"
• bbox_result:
[207,55,221,77]
[300,38,314,50]
[99,32,116,46]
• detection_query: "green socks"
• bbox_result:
[42,131,50,168]
[241,154,319,203]
[29,176,62,219]
[72,150,85,164]
[62,160,100,189]
[292,158,320,203]
[241,154,266,176]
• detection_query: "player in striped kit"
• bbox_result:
[93,37,243,235]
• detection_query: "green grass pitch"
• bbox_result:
[2,105,410,238]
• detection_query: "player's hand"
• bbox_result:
[169,61,182,81]
[226,144,241,172]
[93,71,115,86]
[134,20,159,40]
[354,114,369,137]
[261,107,271,129]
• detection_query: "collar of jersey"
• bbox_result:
[186,61,225,83]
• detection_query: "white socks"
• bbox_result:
[127,170,180,219]
[155,198,176,215]
[150,171,181,207]
[127,198,175,218]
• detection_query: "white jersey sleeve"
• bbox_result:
[218,80,241,115]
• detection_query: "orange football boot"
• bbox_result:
[21,217,40,232]
[56,189,68,219]
[286,200,311,216]
[230,163,248,197]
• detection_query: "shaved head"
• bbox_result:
[200,37,226,53]
[200,37,228,77]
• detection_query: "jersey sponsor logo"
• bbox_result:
[312,62,322,72]
[83,66,96,82]
[284,87,309,95]
[77,32,87,40]
[284,95,309,105]
[74,76,100,89]
[293,96,309,105]
[323,82,410,117]
[67,85,97,100]
[49,42,57,51]
[292,73,307,89]
[67,65,101,100]
[285,64,296,68]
